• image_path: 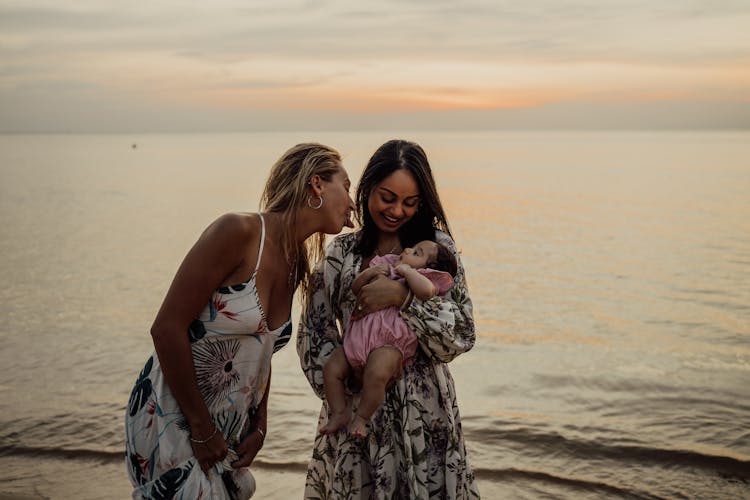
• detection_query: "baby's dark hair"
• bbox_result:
[430,242,458,277]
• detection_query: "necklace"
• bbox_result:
[375,243,400,257]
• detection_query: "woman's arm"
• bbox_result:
[351,264,389,295]
[400,233,475,363]
[232,366,269,468]
[351,271,410,321]
[150,213,254,469]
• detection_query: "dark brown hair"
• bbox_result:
[431,242,458,277]
[355,139,452,256]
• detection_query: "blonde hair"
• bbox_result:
[260,143,342,294]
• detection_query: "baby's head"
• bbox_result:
[399,240,458,277]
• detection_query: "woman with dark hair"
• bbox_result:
[298,139,479,499]
[125,143,355,499]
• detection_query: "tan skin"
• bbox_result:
[150,168,354,473]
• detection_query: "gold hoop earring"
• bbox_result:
[307,195,323,209]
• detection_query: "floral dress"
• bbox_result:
[297,231,480,499]
[125,214,291,500]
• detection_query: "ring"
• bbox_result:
[357,304,363,311]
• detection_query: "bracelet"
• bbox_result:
[400,290,414,311]
[255,428,266,441]
[189,426,219,444]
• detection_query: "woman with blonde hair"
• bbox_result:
[125,143,355,499]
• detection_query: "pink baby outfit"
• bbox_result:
[343,254,454,370]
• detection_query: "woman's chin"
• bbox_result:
[374,218,404,233]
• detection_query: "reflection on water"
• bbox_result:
[0,131,748,498]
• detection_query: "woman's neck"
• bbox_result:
[264,210,314,246]
[375,235,401,256]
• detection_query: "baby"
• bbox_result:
[321,239,457,437]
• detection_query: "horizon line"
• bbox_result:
[2,126,749,135]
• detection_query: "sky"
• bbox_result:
[1,0,749,132]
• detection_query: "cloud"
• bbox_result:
[3,1,749,61]
[0,6,125,31]
[0,0,749,131]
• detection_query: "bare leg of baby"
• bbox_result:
[349,346,402,438]
[320,347,353,434]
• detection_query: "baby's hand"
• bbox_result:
[394,263,412,276]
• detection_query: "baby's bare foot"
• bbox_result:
[348,414,368,438]
[319,411,351,435]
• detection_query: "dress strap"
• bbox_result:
[255,213,266,273]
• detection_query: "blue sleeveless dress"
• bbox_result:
[125,214,291,499]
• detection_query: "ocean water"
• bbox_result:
[0,130,748,499]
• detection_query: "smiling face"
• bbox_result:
[320,166,355,233]
[367,168,420,234]
[398,240,439,269]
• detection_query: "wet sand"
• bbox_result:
[0,453,504,499]
[0,455,307,499]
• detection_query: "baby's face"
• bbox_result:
[398,241,438,269]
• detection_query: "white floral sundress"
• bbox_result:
[297,230,480,499]
[125,214,291,499]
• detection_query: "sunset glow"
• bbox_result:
[1,0,748,131]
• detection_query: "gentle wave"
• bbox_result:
[0,444,308,472]
[472,467,668,500]
[0,444,122,462]
[466,426,750,480]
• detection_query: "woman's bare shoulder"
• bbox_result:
[205,212,259,238]
[191,213,261,259]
